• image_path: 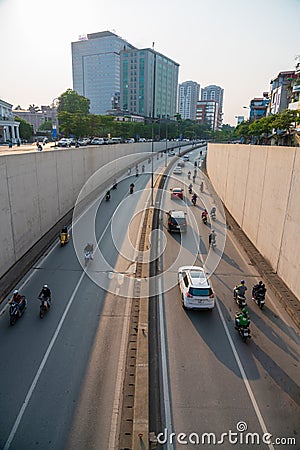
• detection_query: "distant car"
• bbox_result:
[57,138,71,147]
[178,266,215,310]
[177,161,185,167]
[173,166,182,175]
[167,210,187,233]
[139,138,146,142]
[168,150,175,156]
[170,187,183,200]
[182,155,190,161]
[91,137,105,145]
[125,138,135,143]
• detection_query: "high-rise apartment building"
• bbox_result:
[178,81,200,120]
[196,100,219,131]
[72,31,135,115]
[120,48,179,119]
[201,85,224,130]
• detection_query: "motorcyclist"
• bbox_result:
[188,183,193,193]
[200,181,204,192]
[142,165,145,173]
[192,193,197,205]
[188,171,191,180]
[234,280,247,299]
[106,190,111,200]
[210,206,216,218]
[235,307,250,329]
[201,209,208,220]
[84,243,94,259]
[112,179,118,189]
[38,284,52,308]
[209,230,216,246]
[61,225,68,236]
[252,281,266,298]
[130,183,135,194]
[9,289,26,317]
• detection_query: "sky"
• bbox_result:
[0,0,299,126]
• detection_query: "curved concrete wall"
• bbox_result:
[207,143,300,300]
[0,142,171,279]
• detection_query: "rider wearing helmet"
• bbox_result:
[235,307,250,328]
[201,209,208,219]
[209,229,216,245]
[84,243,94,259]
[252,280,266,298]
[38,284,52,308]
[234,280,247,299]
[9,289,26,316]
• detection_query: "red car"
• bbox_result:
[170,187,183,200]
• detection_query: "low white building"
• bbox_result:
[0,99,20,144]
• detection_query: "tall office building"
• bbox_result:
[201,85,224,129]
[178,81,200,120]
[120,48,179,119]
[72,31,135,115]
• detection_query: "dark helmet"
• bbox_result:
[240,280,245,285]
[259,280,263,285]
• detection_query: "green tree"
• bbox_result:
[38,120,53,132]
[14,116,33,140]
[57,89,90,114]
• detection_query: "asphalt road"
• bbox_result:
[0,147,170,450]
[158,149,300,449]
[0,147,191,450]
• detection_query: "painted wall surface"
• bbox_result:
[207,143,300,300]
[0,142,171,279]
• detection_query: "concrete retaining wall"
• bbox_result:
[0,141,171,279]
[207,143,300,300]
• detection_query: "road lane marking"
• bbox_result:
[157,211,173,450]
[108,284,132,449]
[215,298,275,450]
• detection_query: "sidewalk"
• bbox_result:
[0,142,57,155]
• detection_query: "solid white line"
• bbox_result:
[215,298,275,450]
[157,212,173,450]
[108,290,132,449]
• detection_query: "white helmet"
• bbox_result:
[43,284,48,288]
[13,289,18,294]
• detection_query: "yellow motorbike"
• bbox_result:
[59,232,70,246]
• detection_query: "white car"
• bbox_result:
[178,266,215,310]
[182,155,190,161]
[173,166,182,175]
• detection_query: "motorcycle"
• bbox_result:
[202,215,208,225]
[200,182,204,193]
[60,232,70,246]
[234,314,251,343]
[252,288,265,309]
[9,296,27,326]
[191,196,197,206]
[84,251,93,266]
[210,211,216,221]
[105,193,111,201]
[210,239,216,250]
[233,289,247,308]
[112,183,118,190]
[130,184,134,194]
[39,295,51,319]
